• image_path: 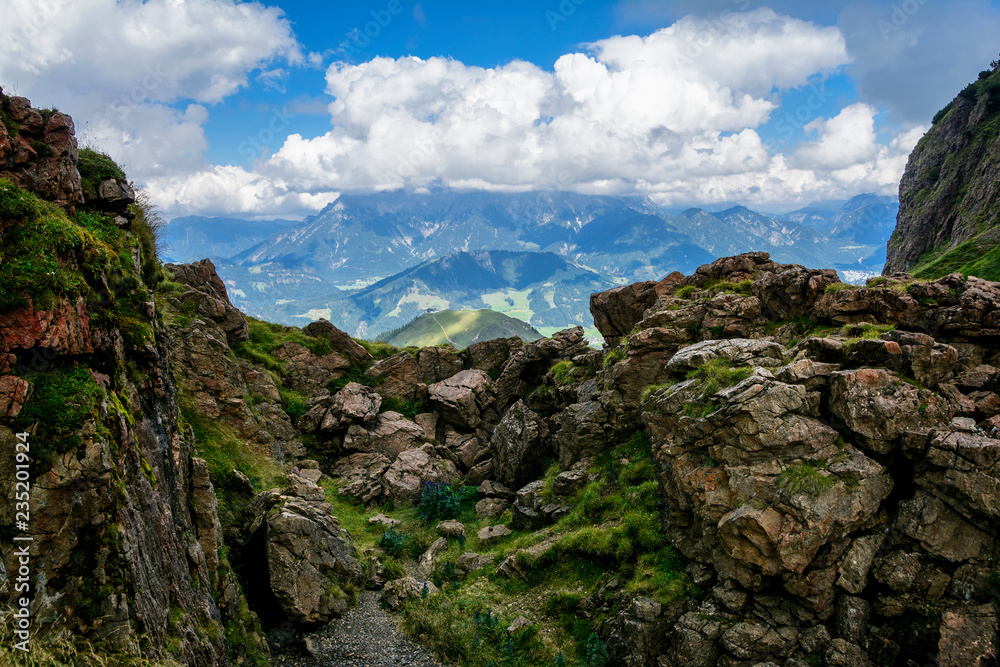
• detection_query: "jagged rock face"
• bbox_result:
[247,490,362,627]
[580,253,1000,666]
[303,318,372,367]
[168,260,305,460]
[0,87,83,208]
[0,123,265,662]
[166,259,249,346]
[885,69,1000,274]
[428,369,494,429]
[489,400,552,488]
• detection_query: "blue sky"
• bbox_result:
[2,0,999,218]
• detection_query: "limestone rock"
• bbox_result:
[166,259,248,346]
[381,448,459,503]
[329,453,392,504]
[344,411,425,457]
[428,369,493,428]
[476,524,512,546]
[381,577,439,611]
[936,604,998,667]
[454,552,494,579]
[490,400,552,488]
[436,520,466,540]
[303,319,372,366]
[415,537,447,579]
[475,497,510,518]
[665,338,786,374]
[247,491,362,627]
[590,280,659,344]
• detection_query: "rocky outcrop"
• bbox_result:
[885,66,1000,276]
[246,489,362,627]
[489,400,552,488]
[165,259,249,346]
[571,252,1000,666]
[0,86,83,208]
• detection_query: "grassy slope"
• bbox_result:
[319,429,693,667]
[379,309,544,349]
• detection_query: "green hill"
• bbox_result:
[376,309,543,350]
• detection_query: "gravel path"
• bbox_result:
[272,591,444,667]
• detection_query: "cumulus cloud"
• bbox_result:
[152,7,920,215]
[0,0,301,180]
[0,3,929,217]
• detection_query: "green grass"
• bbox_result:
[0,632,182,667]
[321,428,692,666]
[675,285,698,299]
[602,347,626,369]
[77,147,127,194]
[12,365,105,467]
[381,396,422,419]
[823,282,858,294]
[686,358,754,395]
[777,463,837,496]
[911,230,1000,281]
[841,323,896,340]
[179,400,283,501]
[704,279,752,295]
[279,387,309,421]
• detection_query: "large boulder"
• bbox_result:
[665,338,786,375]
[298,382,381,433]
[490,400,552,488]
[590,280,659,344]
[303,319,372,366]
[247,491,362,627]
[381,447,460,503]
[428,369,493,429]
[344,411,426,457]
[328,453,392,504]
[828,369,952,454]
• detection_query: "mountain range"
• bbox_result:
[163,190,898,338]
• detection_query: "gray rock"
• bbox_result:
[436,520,466,540]
[381,577,439,611]
[247,491,362,627]
[476,524,512,546]
[490,400,552,488]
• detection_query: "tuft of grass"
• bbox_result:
[77,147,127,194]
[686,358,754,395]
[381,396,421,419]
[13,365,104,467]
[675,285,698,299]
[0,632,182,667]
[279,387,309,422]
[777,463,837,496]
[824,282,858,294]
[356,338,402,360]
[841,323,896,340]
[602,347,626,369]
[551,360,576,386]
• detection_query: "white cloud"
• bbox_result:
[156,7,915,215]
[794,103,880,170]
[0,0,301,181]
[0,4,927,217]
